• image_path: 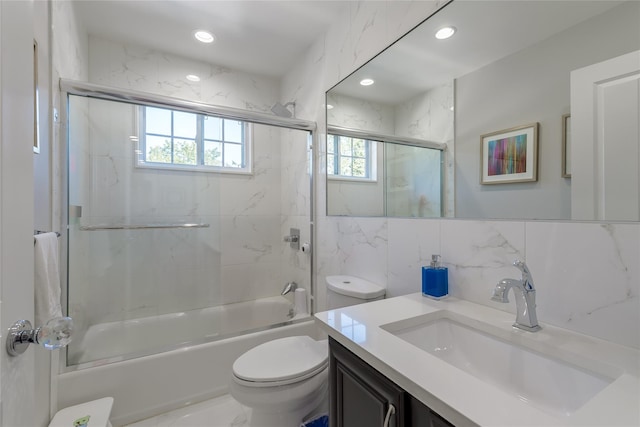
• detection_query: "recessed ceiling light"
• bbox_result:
[186,74,201,82]
[360,78,374,86]
[194,30,215,44]
[326,104,334,110]
[435,26,456,40]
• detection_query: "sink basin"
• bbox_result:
[381,311,616,417]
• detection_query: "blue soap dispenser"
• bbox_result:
[422,254,448,299]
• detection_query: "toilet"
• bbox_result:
[229,276,385,427]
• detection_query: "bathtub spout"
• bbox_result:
[281,281,298,296]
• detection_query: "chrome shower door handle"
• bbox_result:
[6,316,74,356]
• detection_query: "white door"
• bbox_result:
[0,1,36,426]
[571,50,640,221]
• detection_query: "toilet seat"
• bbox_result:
[232,336,328,387]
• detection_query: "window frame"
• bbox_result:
[327,133,377,182]
[136,106,253,175]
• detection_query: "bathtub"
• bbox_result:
[57,296,321,426]
[68,295,300,366]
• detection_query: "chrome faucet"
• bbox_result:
[281,281,298,296]
[491,260,541,332]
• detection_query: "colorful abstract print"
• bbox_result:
[487,134,527,176]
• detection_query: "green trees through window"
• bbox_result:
[141,107,247,171]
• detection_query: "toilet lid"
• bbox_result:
[233,336,328,385]
[326,275,385,299]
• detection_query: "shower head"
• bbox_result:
[271,101,295,118]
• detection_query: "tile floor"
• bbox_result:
[125,394,251,427]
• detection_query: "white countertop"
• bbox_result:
[314,294,640,427]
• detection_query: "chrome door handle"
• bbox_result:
[6,317,73,356]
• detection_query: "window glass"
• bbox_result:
[146,107,171,135]
[140,106,250,172]
[353,158,366,177]
[328,134,374,180]
[339,137,352,156]
[340,157,352,176]
[225,120,243,143]
[173,111,197,138]
[204,140,222,166]
[173,138,197,165]
[204,116,222,140]
[146,135,171,163]
[224,143,242,167]
[353,139,366,157]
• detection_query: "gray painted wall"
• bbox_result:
[455,1,640,220]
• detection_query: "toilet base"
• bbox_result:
[246,384,327,427]
[231,368,328,427]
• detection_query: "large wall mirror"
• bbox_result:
[326,0,640,221]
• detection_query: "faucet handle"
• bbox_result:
[512,260,534,290]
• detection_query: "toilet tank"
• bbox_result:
[326,275,385,309]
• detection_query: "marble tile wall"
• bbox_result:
[279,0,639,350]
[315,218,640,349]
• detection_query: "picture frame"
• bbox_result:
[480,123,538,184]
[562,113,571,178]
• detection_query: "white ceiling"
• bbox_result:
[73,0,350,78]
[330,0,624,105]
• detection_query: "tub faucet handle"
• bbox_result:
[281,281,298,296]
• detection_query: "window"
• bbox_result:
[138,106,251,173]
[327,134,376,180]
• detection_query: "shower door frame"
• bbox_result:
[59,79,318,371]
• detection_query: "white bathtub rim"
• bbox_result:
[64,314,313,373]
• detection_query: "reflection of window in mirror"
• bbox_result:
[327,134,376,181]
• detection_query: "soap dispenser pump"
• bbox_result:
[422,255,448,299]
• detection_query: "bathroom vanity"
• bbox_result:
[315,294,640,427]
[330,336,452,427]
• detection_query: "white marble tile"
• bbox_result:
[327,92,395,134]
[220,262,282,305]
[526,221,640,348]
[350,1,387,71]
[220,215,281,266]
[53,0,88,81]
[89,37,279,111]
[318,217,388,295]
[219,169,281,217]
[440,220,526,311]
[387,218,441,297]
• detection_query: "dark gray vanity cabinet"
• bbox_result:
[329,337,454,427]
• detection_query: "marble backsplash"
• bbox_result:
[316,216,639,349]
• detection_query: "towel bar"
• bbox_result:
[33,231,61,244]
[79,223,210,231]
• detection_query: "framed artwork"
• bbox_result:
[33,40,40,154]
[480,123,538,184]
[562,113,571,178]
